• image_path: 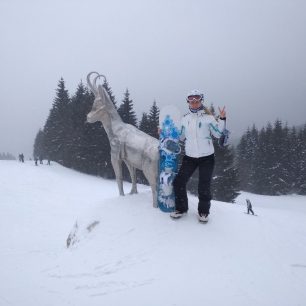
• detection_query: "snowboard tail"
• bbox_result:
[244,212,258,216]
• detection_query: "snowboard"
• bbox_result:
[157,105,181,212]
[244,212,258,216]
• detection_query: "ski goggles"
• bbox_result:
[187,95,202,103]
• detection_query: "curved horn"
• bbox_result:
[93,74,107,95]
[93,74,107,87]
[98,74,107,82]
[86,71,99,94]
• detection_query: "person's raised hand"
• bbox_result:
[218,106,226,119]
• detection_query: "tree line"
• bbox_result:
[33,78,162,179]
[236,121,306,195]
[33,77,305,203]
[0,152,16,160]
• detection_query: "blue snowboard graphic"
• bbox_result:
[158,106,181,212]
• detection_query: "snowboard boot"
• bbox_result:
[170,210,187,219]
[198,213,209,223]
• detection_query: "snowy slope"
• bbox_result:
[1,160,306,306]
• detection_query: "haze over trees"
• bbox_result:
[0,152,16,160]
[33,78,306,202]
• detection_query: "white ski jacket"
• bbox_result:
[180,110,225,158]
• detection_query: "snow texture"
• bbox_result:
[0,160,306,306]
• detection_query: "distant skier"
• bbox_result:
[19,153,24,163]
[246,198,255,215]
[34,157,38,166]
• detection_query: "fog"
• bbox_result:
[0,0,305,158]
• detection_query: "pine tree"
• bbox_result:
[139,112,150,134]
[103,78,117,108]
[236,133,248,186]
[297,124,306,194]
[69,81,91,170]
[118,89,138,127]
[247,125,260,192]
[73,87,113,178]
[287,126,299,192]
[210,106,240,202]
[236,125,259,192]
[33,129,45,160]
[212,144,240,202]
[136,112,152,185]
[253,123,275,194]
[43,78,72,166]
[271,120,291,194]
[147,100,160,139]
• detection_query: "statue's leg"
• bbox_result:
[125,161,138,194]
[111,156,124,196]
[152,186,157,208]
[143,163,158,208]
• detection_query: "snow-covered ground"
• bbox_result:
[1,160,306,306]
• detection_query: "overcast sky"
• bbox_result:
[1,0,305,158]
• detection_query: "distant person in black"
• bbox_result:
[34,157,38,166]
[19,153,24,163]
[246,198,255,215]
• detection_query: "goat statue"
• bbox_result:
[86,72,159,207]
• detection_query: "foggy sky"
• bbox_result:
[0,0,305,158]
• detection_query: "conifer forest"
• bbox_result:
[33,78,306,202]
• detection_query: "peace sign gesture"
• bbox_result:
[218,106,226,119]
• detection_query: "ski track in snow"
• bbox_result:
[0,160,306,306]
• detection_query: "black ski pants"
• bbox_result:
[247,208,255,215]
[173,154,215,215]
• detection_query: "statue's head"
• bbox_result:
[86,72,110,123]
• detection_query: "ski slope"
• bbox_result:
[0,160,306,306]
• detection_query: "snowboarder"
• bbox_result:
[170,90,226,223]
[246,198,255,215]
